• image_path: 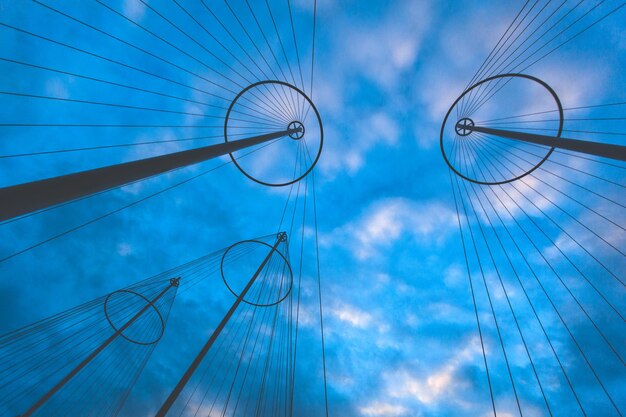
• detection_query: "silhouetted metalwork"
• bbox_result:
[457,123,626,161]
[446,73,626,164]
[224,80,323,187]
[21,278,180,417]
[441,73,563,185]
[0,0,328,416]
[0,127,303,222]
[221,237,293,307]
[0,276,179,416]
[441,2,625,416]
[156,232,291,417]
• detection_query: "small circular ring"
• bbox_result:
[104,289,165,345]
[224,80,323,187]
[455,117,474,136]
[440,73,563,185]
[288,121,305,140]
[220,239,293,307]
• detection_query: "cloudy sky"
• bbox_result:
[0,0,624,416]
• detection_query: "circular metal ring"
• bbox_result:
[288,121,305,140]
[455,117,474,136]
[104,289,165,345]
[224,80,323,187]
[440,73,563,185]
[220,239,293,307]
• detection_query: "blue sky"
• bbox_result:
[0,0,625,416]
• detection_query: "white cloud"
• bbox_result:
[424,302,471,325]
[339,2,432,89]
[443,264,463,288]
[538,59,608,108]
[116,242,133,256]
[360,402,409,417]
[318,110,401,177]
[384,338,483,405]
[325,198,457,259]
[414,3,513,150]
[362,112,400,146]
[329,303,372,328]
[313,0,433,178]
[543,204,626,263]
[46,77,69,99]
[123,0,147,21]
[400,368,453,404]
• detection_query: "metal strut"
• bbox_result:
[155,233,286,417]
[20,278,180,417]
[0,128,301,222]
[458,123,626,162]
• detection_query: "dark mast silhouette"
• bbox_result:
[441,2,625,416]
[0,1,328,416]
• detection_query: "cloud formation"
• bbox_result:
[324,197,457,259]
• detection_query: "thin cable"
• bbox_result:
[448,168,497,416]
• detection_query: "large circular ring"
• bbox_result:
[220,238,293,307]
[104,289,165,345]
[224,80,323,187]
[440,73,563,185]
